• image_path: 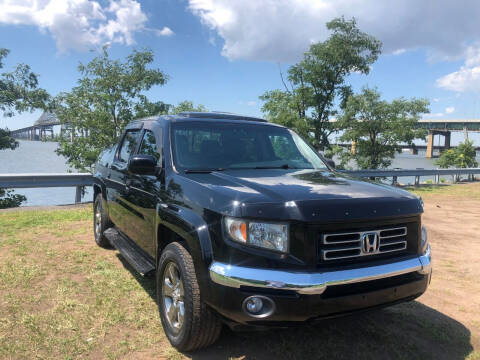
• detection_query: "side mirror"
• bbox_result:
[128,155,158,176]
[325,159,336,169]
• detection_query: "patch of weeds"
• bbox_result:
[0,207,91,237]
[468,351,480,360]
[164,347,183,360]
[0,261,43,289]
[72,250,91,264]
[406,182,480,199]
[0,235,21,247]
[11,242,30,256]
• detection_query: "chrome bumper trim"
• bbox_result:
[209,245,432,295]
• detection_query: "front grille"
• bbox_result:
[321,226,408,261]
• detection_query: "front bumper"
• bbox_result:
[207,245,431,324]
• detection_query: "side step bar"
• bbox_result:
[104,227,156,276]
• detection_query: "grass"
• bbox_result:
[0,206,165,359]
[405,181,480,199]
[0,185,479,359]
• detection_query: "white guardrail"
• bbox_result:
[0,169,479,203]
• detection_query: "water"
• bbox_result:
[0,140,92,206]
[0,140,478,206]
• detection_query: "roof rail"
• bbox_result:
[177,111,267,122]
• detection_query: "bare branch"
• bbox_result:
[278,63,292,94]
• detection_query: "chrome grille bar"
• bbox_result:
[321,226,408,261]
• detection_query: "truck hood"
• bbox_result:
[176,169,422,222]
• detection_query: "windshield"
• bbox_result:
[171,121,328,171]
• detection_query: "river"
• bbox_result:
[0,140,92,206]
[0,140,478,206]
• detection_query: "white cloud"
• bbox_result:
[422,107,454,118]
[392,49,407,56]
[436,44,480,92]
[188,0,480,63]
[154,27,174,37]
[0,0,172,52]
[238,100,257,107]
[423,112,444,118]
[433,98,440,102]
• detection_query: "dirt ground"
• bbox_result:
[0,183,479,359]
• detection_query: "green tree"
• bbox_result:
[0,48,49,117]
[55,48,168,171]
[169,100,207,114]
[0,128,26,208]
[260,17,381,150]
[0,48,49,208]
[435,140,478,169]
[0,48,49,155]
[337,87,429,169]
[0,128,18,150]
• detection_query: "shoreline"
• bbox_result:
[0,202,92,212]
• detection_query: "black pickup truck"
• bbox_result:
[93,112,432,351]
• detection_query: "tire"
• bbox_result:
[157,242,222,351]
[93,194,112,248]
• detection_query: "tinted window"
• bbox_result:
[172,122,327,170]
[138,130,160,161]
[99,147,114,166]
[118,130,140,162]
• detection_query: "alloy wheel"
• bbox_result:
[94,205,102,239]
[162,262,185,333]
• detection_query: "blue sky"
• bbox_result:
[1,0,480,146]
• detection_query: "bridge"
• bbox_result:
[9,111,76,141]
[10,111,61,140]
[417,119,479,158]
[336,119,480,158]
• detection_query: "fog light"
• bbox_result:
[242,295,275,318]
[245,297,263,314]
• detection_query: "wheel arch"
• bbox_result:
[92,177,109,216]
[93,183,102,200]
[155,205,214,294]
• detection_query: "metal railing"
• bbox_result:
[0,168,479,204]
[0,173,93,203]
[341,168,480,185]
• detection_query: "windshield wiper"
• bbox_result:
[254,164,297,169]
[184,168,225,174]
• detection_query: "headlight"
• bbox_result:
[421,225,428,251]
[224,217,289,253]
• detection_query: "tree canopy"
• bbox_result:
[0,47,50,152]
[0,127,25,208]
[0,48,48,208]
[336,87,429,169]
[0,48,49,117]
[55,48,168,171]
[435,140,478,169]
[260,17,381,150]
[169,100,207,114]
[0,128,18,151]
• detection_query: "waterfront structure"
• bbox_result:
[335,119,480,158]
[417,119,480,158]
[9,111,75,141]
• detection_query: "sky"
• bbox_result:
[1,0,480,145]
